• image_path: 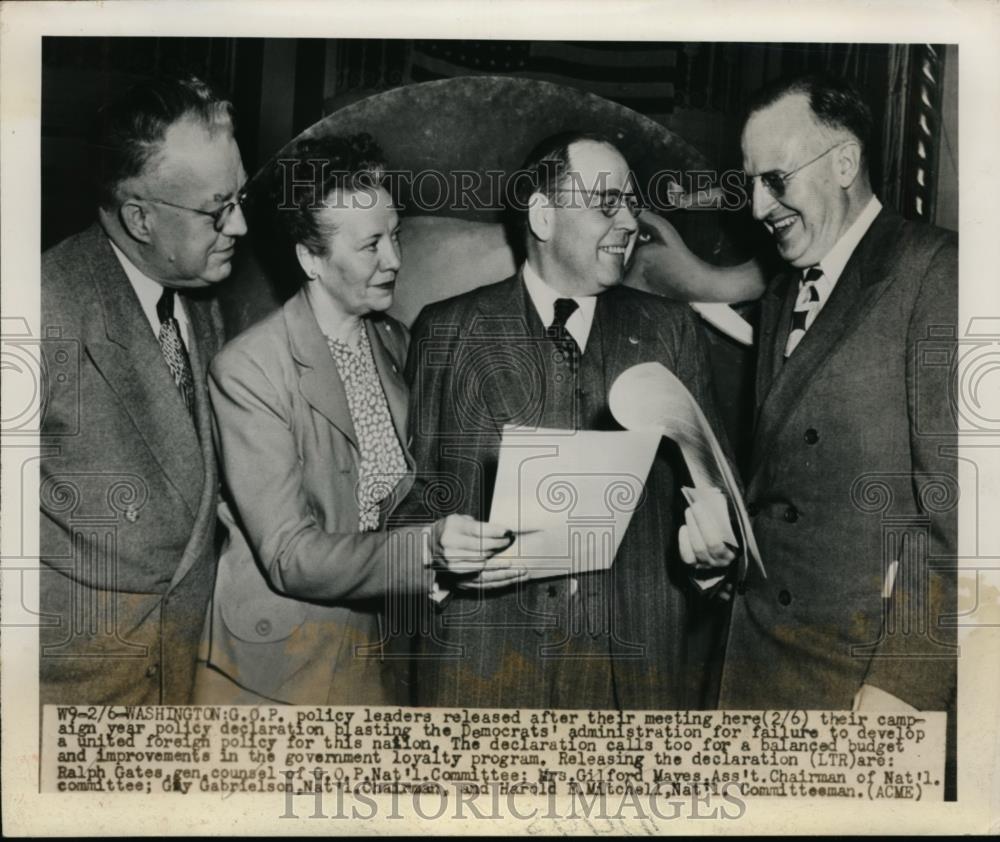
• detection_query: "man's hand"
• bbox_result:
[431,514,524,590]
[678,488,737,572]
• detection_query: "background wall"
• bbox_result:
[41,38,956,250]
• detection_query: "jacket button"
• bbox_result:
[784,506,799,523]
[255,619,272,637]
[747,502,760,517]
[146,664,159,678]
[736,581,749,595]
[804,428,819,445]
[778,589,792,606]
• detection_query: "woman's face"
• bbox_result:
[298,186,401,317]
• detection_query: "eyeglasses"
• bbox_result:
[552,188,645,219]
[136,189,248,232]
[744,143,844,200]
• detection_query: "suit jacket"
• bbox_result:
[202,288,434,704]
[40,223,225,705]
[719,208,958,711]
[399,274,732,709]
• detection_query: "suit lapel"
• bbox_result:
[83,227,204,520]
[285,289,358,450]
[597,286,655,392]
[167,294,221,590]
[475,275,546,430]
[366,316,409,447]
[754,273,796,412]
[750,209,903,479]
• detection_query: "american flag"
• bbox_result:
[409,41,677,116]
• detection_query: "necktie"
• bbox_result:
[548,297,581,355]
[156,288,195,415]
[784,267,826,358]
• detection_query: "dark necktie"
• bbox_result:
[548,297,581,355]
[156,288,195,416]
[784,266,825,357]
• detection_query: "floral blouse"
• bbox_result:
[325,326,408,532]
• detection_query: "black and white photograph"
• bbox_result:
[2,0,998,835]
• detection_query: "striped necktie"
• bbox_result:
[156,288,195,416]
[784,267,826,358]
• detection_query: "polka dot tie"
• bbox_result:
[156,288,195,416]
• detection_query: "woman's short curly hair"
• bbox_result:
[272,132,387,256]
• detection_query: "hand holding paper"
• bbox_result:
[678,486,737,570]
[430,514,523,589]
[609,361,764,580]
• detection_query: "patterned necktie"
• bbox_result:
[156,288,195,416]
[784,267,826,358]
[548,297,581,355]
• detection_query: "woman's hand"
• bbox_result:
[431,514,525,590]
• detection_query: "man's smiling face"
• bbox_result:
[742,92,852,269]
[546,139,639,295]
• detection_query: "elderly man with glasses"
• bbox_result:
[716,75,957,728]
[39,75,248,705]
[398,131,736,710]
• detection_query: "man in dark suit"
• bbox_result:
[716,75,957,715]
[400,132,734,710]
[40,76,247,704]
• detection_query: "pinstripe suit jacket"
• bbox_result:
[399,274,732,709]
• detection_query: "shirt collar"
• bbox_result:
[108,237,189,343]
[522,260,597,352]
[815,195,882,284]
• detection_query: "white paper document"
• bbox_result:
[487,426,661,580]
[608,361,765,579]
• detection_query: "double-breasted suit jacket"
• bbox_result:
[399,274,732,710]
[719,208,958,711]
[40,223,225,704]
[202,289,434,704]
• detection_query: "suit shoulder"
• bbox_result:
[611,284,695,321]
[370,311,409,360]
[413,275,517,325]
[42,228,109,327]
[211,306,287,379]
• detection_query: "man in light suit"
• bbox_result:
[40,76,248,704]
[716,75,957,717]
[400,132,734,710]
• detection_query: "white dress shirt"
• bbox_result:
[109,239,190,347]
[522,260,598,352]
[807,194,882,316]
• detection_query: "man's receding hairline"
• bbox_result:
[139,112,238,194]
[745,90,859,148]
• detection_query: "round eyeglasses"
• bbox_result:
[552,188,645,219]
[744,143,844,200]
[136,189,248,232]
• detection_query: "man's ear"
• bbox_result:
[834,140,863,188]
[295,243,318,280]
[527,191,554,242]
[119,200,153,243]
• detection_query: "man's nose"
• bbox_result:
[223,202,249,238]
[614,203,640,232]
[750,177,778,221]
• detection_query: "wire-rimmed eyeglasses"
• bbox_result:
[552,188,645,219]
[744,143,845,200]
[135,189,248,232]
